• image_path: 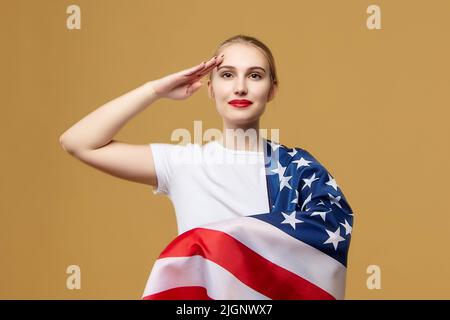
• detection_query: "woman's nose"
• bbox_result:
[234,83,248,95]
[234,88,247,95]
[233,76,248,95]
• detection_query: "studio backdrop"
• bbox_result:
[1,0,449,299]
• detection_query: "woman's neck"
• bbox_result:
[218,120,264,152]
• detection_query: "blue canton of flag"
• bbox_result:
[254,140,354,267]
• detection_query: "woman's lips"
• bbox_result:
[228,100,253,108]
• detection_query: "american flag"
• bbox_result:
[142,140,354,300]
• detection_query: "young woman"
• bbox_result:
[60,35,354,300]
[59,35,279,235]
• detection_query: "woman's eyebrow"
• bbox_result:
[217,65,266,73]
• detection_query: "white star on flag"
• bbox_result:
[324,227,346,250]
[291,190,299,205]
[340,219,353,235]
[280,175,292,191]
[288,149,298,158]
[310,209,333,222]
[302,172,320,190]
[271,161,286,181]
[300,193,312,211]
[292,157,313,170]
[281,211,303,230]
[328,193,343,209]
[269,140,281,152]
[325,173,339,191]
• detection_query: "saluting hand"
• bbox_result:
[149,54,224,100]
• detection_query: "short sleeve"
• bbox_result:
[149,143,174,195]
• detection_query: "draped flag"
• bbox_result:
[142,140,354,300]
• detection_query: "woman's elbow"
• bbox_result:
[59,134,78,155]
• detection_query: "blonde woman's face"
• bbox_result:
[207,43,276,127]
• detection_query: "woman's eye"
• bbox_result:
[220,72,262,79]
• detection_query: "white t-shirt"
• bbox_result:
[150,140,270,235]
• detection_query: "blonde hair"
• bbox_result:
[208,34,279,90]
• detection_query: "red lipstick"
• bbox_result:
[228,99,253,108]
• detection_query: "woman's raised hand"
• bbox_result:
[149,54,224,100]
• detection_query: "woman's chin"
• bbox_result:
[224,115,261,127]
[217,106,264,127]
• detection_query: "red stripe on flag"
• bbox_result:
[156,227,335,300]
[143,286,213,300]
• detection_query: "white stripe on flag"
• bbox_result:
[201,216,347,299]
[143,255,270,300]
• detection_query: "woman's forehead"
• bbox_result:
[219,43,268,68]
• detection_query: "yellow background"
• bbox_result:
[1,0,449,299]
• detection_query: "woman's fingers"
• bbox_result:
[184,63,218,88]
[174,54,225,96]
[191,56,224,80]
[184,55,223,77]
[194,62,223,81]
[183,61,207,77]
[197,59,223,78]
[184,58,214,76]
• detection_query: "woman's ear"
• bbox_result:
[267,84,278,102]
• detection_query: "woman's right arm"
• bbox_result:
[59,55,223,187]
